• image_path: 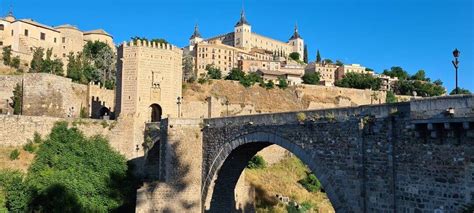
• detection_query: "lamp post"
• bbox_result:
[177,96,183,118]
[452,48,460,95]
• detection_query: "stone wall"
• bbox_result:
[0,114,137,159]
[136,118,203,212]
[0,73,116,119]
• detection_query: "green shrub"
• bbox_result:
[278,77,288,89]
[225,68,245,81]
[289,52,300,61]
[263,80,275,89]
[0,170,29,212]
[22,141,36,153]
[33,132,42,144]
[100,120,109,128]
[247,155,266,169]
[206,64,222,79]
[296,112,306,123]
[9,149,20,160]
[298,172,321,192]
[302,72,320,85]
[386,91,398,103]
[26,121,136,211]
[239,72,263,88]
[287,201,313,213]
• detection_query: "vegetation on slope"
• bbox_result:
[245,156,334,213]
[0,122,137,212]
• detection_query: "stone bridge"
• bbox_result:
[136,95,474,213]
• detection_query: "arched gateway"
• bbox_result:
[136,95,474,213]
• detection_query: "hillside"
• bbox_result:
[183,80,385,114]
[245,156,335,213]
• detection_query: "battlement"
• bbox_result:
[120,40,182,54]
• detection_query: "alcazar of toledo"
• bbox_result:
[0,9,395,159]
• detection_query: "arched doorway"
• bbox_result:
[99,107,110,118]
[202,132,339,212]
[150,104,162,122]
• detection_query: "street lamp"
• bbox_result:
[452,48,460,95]
[177,96,183,118]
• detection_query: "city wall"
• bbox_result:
[0,73,115,119]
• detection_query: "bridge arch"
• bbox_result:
[202,131,344,212]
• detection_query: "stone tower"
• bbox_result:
[116,40,183,158]
[288,24,304,59]
[234,9,252,50]
[189,24,203,51]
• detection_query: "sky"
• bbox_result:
[2,0,473,92]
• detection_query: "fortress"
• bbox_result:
[0,7,472,213]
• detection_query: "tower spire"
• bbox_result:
[289,22,302,40]
[190,23,202,39]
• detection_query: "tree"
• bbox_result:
[303,45,308,63]
[225,68,245,81]
[182,55,195,83]
[264,80,275,89]
[239,72,263,88]
[83,41,116,89]
[365,67,374,72]
[316,50,321,63]
[25,122,135,211]
[2,46,12,66]
[335,72,382,90]
[289,52,300,61]
[382,66,409,80]
[411,70,429,81]
[386,91,398,103]
[393,80,445,97]
[10,83,22,115]
[335,60,344,66]
[205,64,222,79]
[41,49,63,76]
[10,56,20,69]
[29,47,45,73]
[302,72,320,85]
[433,79,443,86]
[277,77,288,89]
[450,88,471,95]
[323,59,333,64]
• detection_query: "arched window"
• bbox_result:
[0,24,4,31]
[150,104,162,122]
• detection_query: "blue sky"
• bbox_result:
[2,0,473,92]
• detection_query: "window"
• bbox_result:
[62,37,66,43]
[11,30,13,36]
[0,25,4,31]
[0,41,3,46]
[24,29,29,36]
[40,32,46,40]
[54,38,57,43]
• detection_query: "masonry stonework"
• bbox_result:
[139,95,474,212]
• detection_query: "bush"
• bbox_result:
[26,121,135,211]
[206,65,222,79]
[0,170,29,212]
[225,68,245,81]
[9,149,20,160]
[262,80,275,90]
[298,172,321,192]
[247,155,266,169]
[33,132,42,144]
[239,72,263,88]
[302,72,320,85]
[10,56,20,69]
[278,77,288,89]
[289,52,300,61]
[22,141,36,153]
[80,107,88,118]
[386,91,398,103]
[296,112,306,123]
[287,201,313,213]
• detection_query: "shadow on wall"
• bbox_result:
[91,96,115,119]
